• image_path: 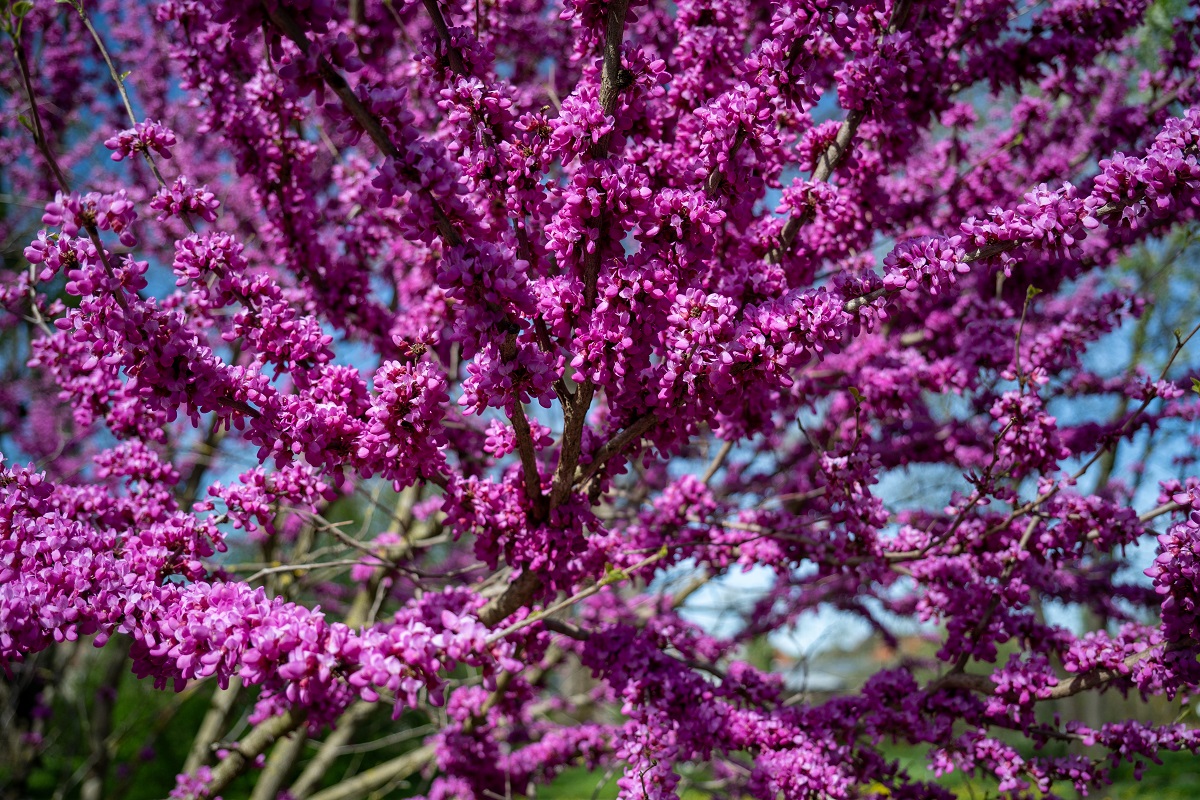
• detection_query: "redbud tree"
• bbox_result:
[3,0,1200,797]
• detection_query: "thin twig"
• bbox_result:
[701,441,734,486]
[485,548,668,644]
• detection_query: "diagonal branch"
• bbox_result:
[305,744,435,800]
[419,0,467,74]
[766,0,912,264]
[201,711,306,799]
[767,107,866,262]
[263,4,461,246]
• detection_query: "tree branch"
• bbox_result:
[248,727,307,800]
[590,0,632,160]
[485,547,668,644]
[934,640,1195,700]
[287,701,375,800]
[201,711,305,799]
[574,411,658,491]
[767,0,911,263]
[182,680,242,776]
[419,0,467,74]
[262,3,461,246]
[305,744,435,800]
[486,0,639,625]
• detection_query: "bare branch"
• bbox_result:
[305,744,435,800]
[288,702,375,800]
[202,711,305,799]
[182,680,242,775]
[248,728,307,800]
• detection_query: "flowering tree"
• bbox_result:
[3,0,1200,797]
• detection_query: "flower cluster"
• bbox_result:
[104,119,177,161]
[43,190,139,248]
[150,177,220,222]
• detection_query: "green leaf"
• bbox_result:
[1025,285,1043,301]
[1191,377,1200,394]
[17,113,33,133]
[848,386,863,403]
[11,0,33,18]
